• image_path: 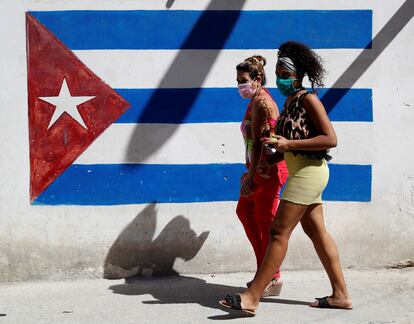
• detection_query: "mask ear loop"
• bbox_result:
[299,73,309,92]
[254,75,263,90]
[252,78,262,98]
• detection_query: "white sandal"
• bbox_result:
[262,278,283,297]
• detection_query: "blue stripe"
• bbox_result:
[29,10,372,49]
[33,163,371,205]
[115,88,373,123]
[323,164,371,202]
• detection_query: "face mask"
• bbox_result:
[238,82,257,99]
[276,77,300,97]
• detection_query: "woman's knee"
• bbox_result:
[301,221,315,239]
[301,221,326,243]
[269,221,291,242]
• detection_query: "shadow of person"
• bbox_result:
[260,298,309,306]
[104,204,309,318]
[109,275,310,319]
[103,203,209,279]
[109,275,249,318]
[148,215,209,276]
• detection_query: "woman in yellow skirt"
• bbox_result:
[220,41,352,315]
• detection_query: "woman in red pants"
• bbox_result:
[221,42,352,316]
[236,55,288,296]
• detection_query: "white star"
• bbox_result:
[39,78,95,130]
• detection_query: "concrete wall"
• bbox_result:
[0,0,413,282]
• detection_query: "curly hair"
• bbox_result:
[236,55,267,85]
[278,41,325,89]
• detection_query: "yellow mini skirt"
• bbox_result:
[281,151,329,205]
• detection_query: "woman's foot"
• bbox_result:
[310,295,353,309]
[219,291,259,315]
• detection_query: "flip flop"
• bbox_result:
[219,294,256,316]
[311,296,353,310]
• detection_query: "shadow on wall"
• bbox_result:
[165,0,175,9]
[124,0,414,163]
[104,204,209,279]
[321,0,414,113]
[125,0,247,163]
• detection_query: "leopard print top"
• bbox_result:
[276,91,332,161]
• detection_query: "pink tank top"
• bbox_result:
[240,88,278,166]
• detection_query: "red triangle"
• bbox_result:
[26,13,130,202]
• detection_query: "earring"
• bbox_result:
[293,80,300,88]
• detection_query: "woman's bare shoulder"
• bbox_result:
[252,92,276,116]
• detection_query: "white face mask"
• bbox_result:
[238,82,257,99]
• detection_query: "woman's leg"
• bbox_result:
[236,195,262,267]
[254,189,280,279]
[254,165,287,279]
[236,200,308,310]
[300,204,352,308]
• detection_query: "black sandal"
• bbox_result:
[219,294,256,316]
[311,296,353,310]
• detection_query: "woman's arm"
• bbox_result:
[247,98,273,178]
[257,151,284,178]
[269,93,337,152]
[267,151,284,165]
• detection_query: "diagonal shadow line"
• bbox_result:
[126,0,247,162]
[322,0,414,113]
[125,2,412,162]
[166,0,175,9]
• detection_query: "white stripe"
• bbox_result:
[24,0,378,11]
[75,122,373,165]
[75,123,245,165]
[75,49,377,89]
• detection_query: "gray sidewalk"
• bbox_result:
[0,269,413,324]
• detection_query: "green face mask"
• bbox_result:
[276,77,300,97]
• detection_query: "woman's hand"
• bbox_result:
[261,135,291,152]
[257,159,271,179]
[240,173,254,196]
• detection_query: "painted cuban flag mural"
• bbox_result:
[27,8,372,205]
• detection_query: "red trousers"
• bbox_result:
[236,161,288,279]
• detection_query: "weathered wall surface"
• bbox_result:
[0,0,413,281]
